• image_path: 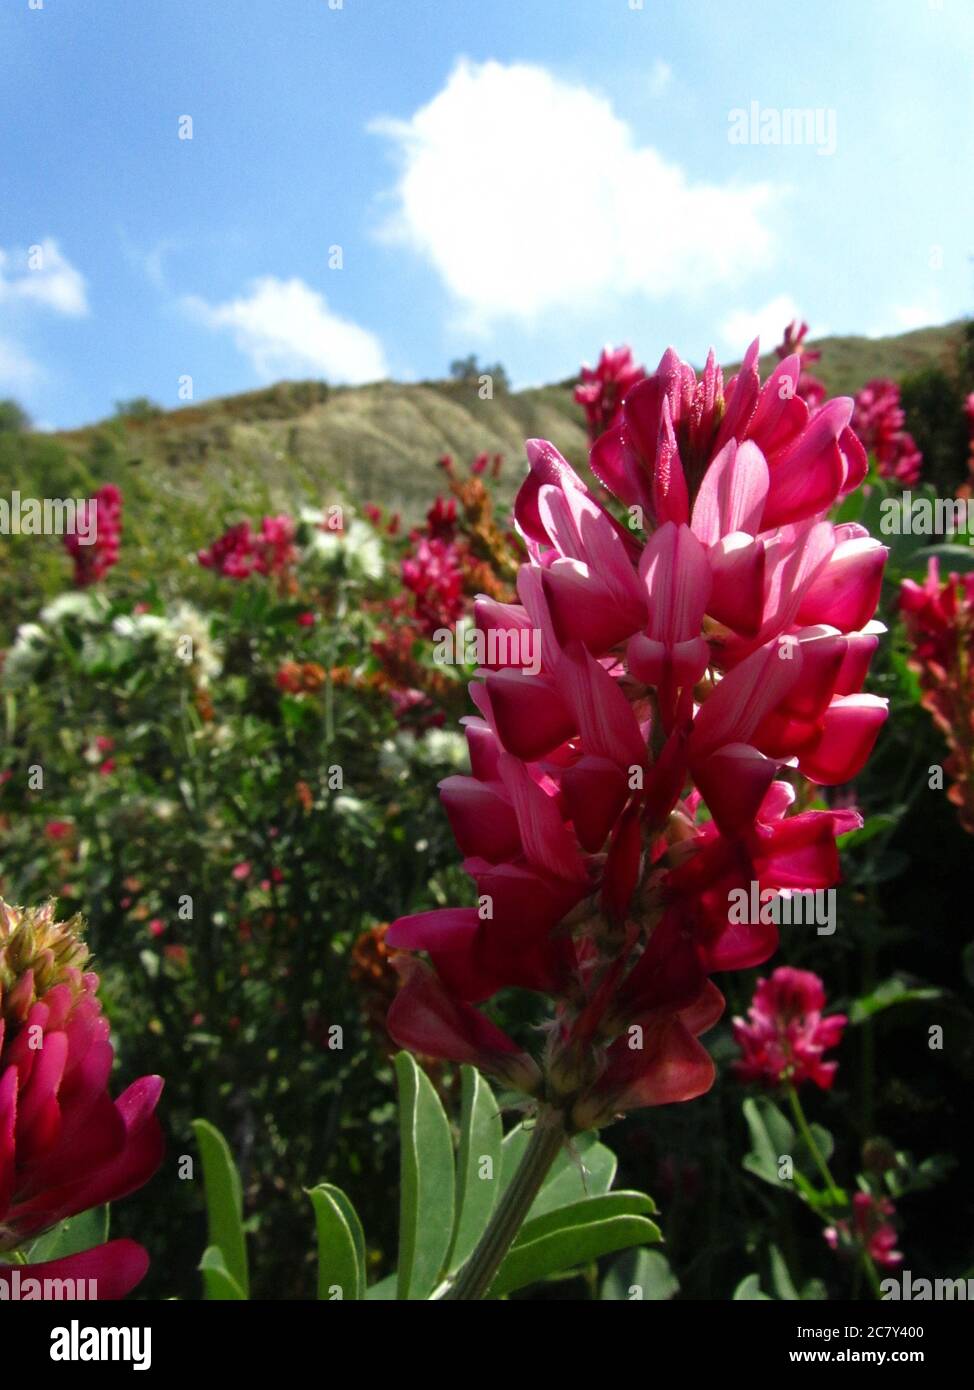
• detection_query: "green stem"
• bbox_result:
[786,1085,836,1198]
[786,1086,883,1300]
[443,1105,566,1301]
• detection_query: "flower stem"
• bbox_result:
[786,1086,884,1300]
[786,1084,836,1198]
[443,1105,566,1301]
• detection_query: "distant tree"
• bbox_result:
[0,399,31,434]
[900,323,974,496]
[448,354,510,393]
[114,395,164,421]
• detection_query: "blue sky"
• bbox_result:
[1,0,972,429]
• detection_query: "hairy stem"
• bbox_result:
[443,1105,566,1301]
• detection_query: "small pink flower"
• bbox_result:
[98,758,116,776]
[63,484,123,587]
[733,966,847,1090]
[296,611,316,627]
[232,861,251,881]
[44,820,73,841]
[96,735,115,753]
[852,379,923,485]
[148,918,165,938]
[825,1192,903,1269]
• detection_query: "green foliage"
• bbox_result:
[0,398,30,433]
[192,1119,249,1298]
[191,1064,659,1300]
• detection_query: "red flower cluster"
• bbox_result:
[825,1192,903,1269]
[900,558,974,832]
[851,379,923,485]
[774,320,825,410]
[63,484,122,587]
[401,536,467,636]
[387,340,887,1129]
[198,514,297,581]
[575,346,646,443]
[0,901,163,1299]
[732,966,846,1089]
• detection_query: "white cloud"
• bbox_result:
[185,277,388,384]
[0,238,88,316]
[0,335,42,389]
[861,290,944,339]
[371,59,777,325]
[719,294,819,353]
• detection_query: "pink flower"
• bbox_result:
[575,346,646,443]
[900,558,974,832]
[0,900,163,1298]
[401,536,466,636]
[388,340,885,1128]
[774,319,826,409]
[63,484,122,588]
[296,611,316,627]
[852,379,923,485]
[198,514,296,580]
[825,1192,903,1269]
[232,861,251,881]
[148,919,165,938]
[44,820,74,841]
[732,966,847,1089]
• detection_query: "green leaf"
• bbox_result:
[199,1246,246,1301]
[499,1124,617,1217]
[743,1097,838,1204]
[601,1247,679,1301]
[850,975,944,1023]
[905,543,974,572]
[192,1119,249,1299]
[742,1096,795,1189]
[307,1183,366,1300]
[489,1193,661,1298]
[447,1066,503,1274]
[394,1052,456,1299]
[733,1273,771,1300]
[838,813,897,850]
[769,1244,800,1301]
[26,1207,109,1263]
[364,1272,398,1301]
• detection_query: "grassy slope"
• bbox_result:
[38,318,971,530]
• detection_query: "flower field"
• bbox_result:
[1,316,972,1309]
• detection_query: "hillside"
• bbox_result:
[45,319,968,526]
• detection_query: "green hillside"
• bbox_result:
[0,317,967,636]
[45,319,968,522]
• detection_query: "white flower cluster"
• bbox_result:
[300,515,384,584]
[2,594,223,689]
